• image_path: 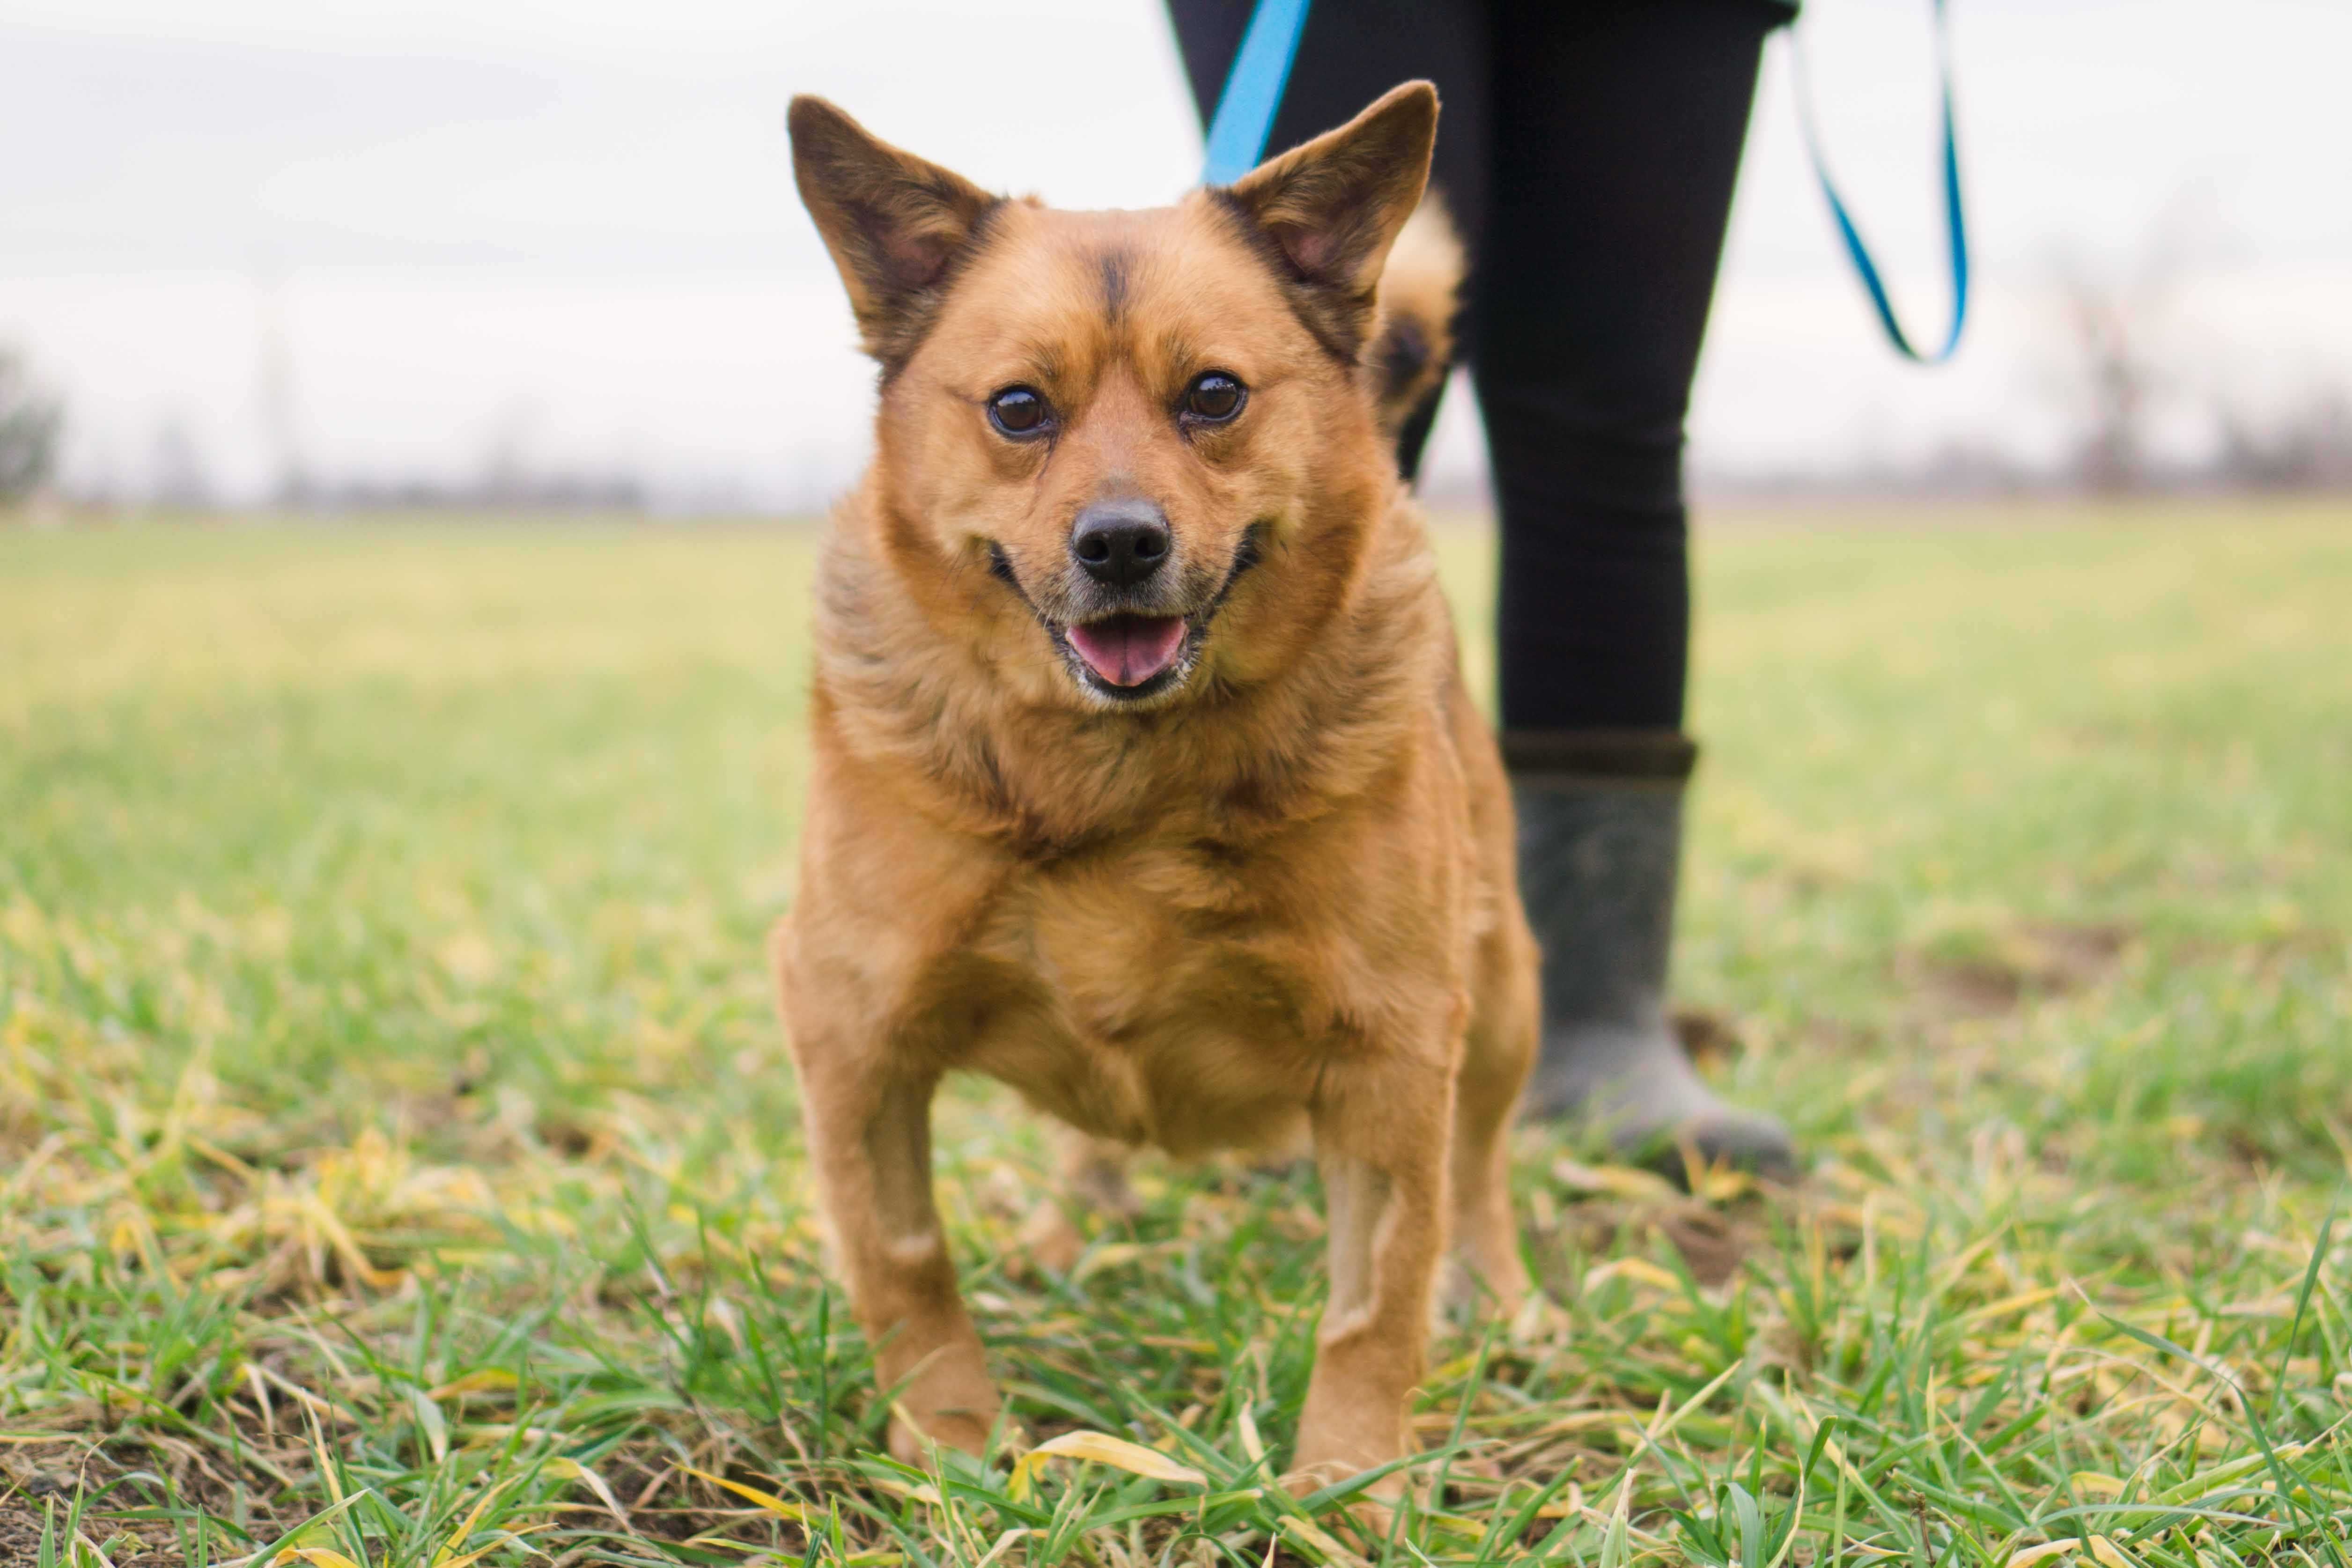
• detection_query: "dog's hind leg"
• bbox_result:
[1017,1126,1140,1275]
[1447,917,1538,1316]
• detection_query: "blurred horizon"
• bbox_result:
[2,0,2349,513]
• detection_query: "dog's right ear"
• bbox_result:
[788,96,1001,368]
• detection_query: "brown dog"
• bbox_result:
[774,81,1538,1489]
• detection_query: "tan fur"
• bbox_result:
[1369,192,1466,435]
[775,82,1539,1494]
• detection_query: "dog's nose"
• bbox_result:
[1069,500,1171,588]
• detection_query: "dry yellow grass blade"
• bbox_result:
[2002,1543,2084,1568]
[2000,1533,2150,1568]
[966,1526,1037,1568]
[1237,1402,1266,1465]
[674,1462,810,1522]
[1277,1513,1371,1568]
[431,1478,513,1566]
[1580,1256,1686,1295]
[867,1472,945,1507]
[539,1457,629,1529]
[427,1369,518,1402]
[1005,1430,1207,1502]
[305,1408,343,1506]
[1550,1159,1681,1201]
[430,1534,548,1568]
[1626,1360,1740,1466]
[273,1548,368,1568]
[1070,1241,1151,1282]
[2086,1536,2144,1568]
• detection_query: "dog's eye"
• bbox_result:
[1183,372,1246,423]
[988,386,1051,437]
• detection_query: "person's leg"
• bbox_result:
[1165,0,1486,480]
[1472,0,1794,1176]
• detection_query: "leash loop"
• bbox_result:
[1793,0,1971,362]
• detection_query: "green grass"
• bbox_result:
[1,501,2348,1567]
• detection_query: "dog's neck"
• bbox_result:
[808,483,1451,860]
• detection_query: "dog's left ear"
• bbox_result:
[1222,81,1438,353]
[789,95,1002,368]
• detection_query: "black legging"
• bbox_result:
[1168,0,1781,734]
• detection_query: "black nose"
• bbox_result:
[1069,499,1171,588]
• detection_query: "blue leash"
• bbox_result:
[1793,0,1971,362]
[1200,0,1312,186]
[1196,0,1969,365]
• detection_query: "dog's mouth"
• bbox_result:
[1063,614,1188,690]
[989,525,1263,705]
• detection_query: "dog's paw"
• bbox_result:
[1439,1253,1533,1323]
[881,1342,1003,1465]
[887,1400,998,1466]
[1011,1201,1087,1278]
[1280,1458,1406,1548]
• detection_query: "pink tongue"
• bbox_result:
[1066,615,1186,687]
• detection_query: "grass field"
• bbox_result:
[2,501,2349,1567]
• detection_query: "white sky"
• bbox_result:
[1,0,2346,506]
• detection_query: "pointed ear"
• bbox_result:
[788,95,1003,368]
[1220,81,1438,354]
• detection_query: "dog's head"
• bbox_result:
[789,84,1438,708]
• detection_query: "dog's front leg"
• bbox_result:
[1293,1051,1454,1495]
[792,1046,1000,1462]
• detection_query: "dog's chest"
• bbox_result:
[951,837,1342,1154]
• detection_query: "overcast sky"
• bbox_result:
[2,0,2346,506]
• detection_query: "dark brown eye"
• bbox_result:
[1184,372,1245,423]
[988,385,1050,436]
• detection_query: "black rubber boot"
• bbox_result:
[1506,731,1796,1182]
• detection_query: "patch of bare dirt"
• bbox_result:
[1531,1190,1769,1290]
[1,1442,294,1567]
[1669,1007,1743,1068]
[1800,1016,1888,1056]
[1905,920,2135,1020]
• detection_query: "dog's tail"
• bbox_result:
[1369,190,1465,443]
